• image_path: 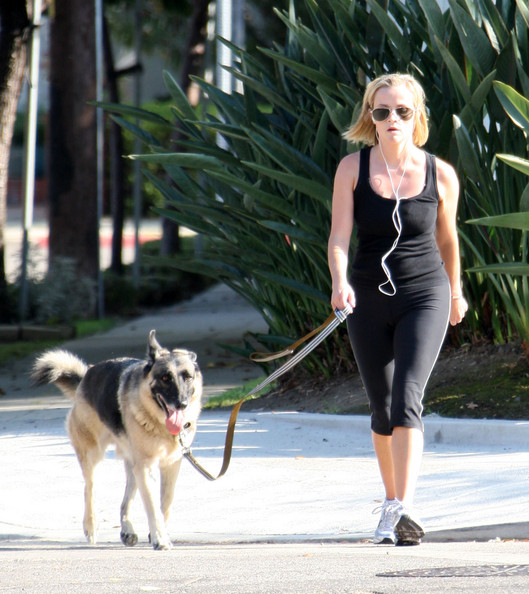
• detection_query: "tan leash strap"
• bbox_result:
[181,304,352,481]
[249,311,337,362]
[183,397,245,481]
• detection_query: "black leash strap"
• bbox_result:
[180,305,352,481]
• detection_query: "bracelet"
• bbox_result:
[451,294,462,299]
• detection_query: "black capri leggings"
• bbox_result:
[346,282,450,435]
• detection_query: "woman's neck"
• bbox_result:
[376,141,415,170]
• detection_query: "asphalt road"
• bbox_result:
[1,540,529,593]
[1,279,529,593]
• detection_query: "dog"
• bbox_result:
[31,330,202,550]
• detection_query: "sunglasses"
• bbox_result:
[370,107,415,122]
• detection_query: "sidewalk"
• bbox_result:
[0,283,528,548]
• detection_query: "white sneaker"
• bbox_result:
[373,499,402,544]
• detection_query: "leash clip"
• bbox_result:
[178,426,195,454]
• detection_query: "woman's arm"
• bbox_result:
[328,153,358,311]
[435,157,468,326]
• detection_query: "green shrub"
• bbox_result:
[102,0,529,375]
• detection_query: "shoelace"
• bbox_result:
[374,500,402,530]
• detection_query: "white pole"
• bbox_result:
[216,0,233,96]
[19,0,42,321]
[216,0,233,159]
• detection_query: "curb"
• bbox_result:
[263,411,529,449]
[0,324,76,342]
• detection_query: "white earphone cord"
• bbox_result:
[377,142,410,296]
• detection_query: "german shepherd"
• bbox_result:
[31,330,202,550]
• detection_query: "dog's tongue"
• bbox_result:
[165,409,184,435]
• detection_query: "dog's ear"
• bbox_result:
[172,348,197,363]
[147,330,163,363]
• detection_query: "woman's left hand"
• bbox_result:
[450,296,468,326]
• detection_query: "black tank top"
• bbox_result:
[350,146,447,290]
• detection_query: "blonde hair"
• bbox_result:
[343,73,429,147]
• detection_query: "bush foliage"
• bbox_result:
[103,0,529,374]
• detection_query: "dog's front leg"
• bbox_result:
[82,472,97,544]
[120,460,139,547]
[134,464,172,550]
[160,459,182,524]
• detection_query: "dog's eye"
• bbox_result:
[182,371,193,382]
[161,374,171,383]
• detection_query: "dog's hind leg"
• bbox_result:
[160,459,182,524]
[67,403,108,545]
[73,441,104,544]
[120,460,139,547]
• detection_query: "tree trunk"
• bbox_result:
[161,0,211,256]
[48,0,99,295]
[0,1,31,318]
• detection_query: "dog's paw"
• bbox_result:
[84,531,96,545]
[153,540,172,551]
[149,532,173,551]
[120,530,138,547]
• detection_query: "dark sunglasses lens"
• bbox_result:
[372,108,390,122]
[396,107,414,120]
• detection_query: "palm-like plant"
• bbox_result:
[102,0,529,374]
[467,82,529,352]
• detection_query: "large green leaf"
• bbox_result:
[468,263,529,276]
[417,0,445,41]
[520,183,529,211]
[128,152,224,170]
[366,0,412,62]
[276,11,335,74]
[312,109,330,168]
[493,81,529,131]
[222,69,296,115]
[477,0,509,50]
[92,101,172,125]
[242,162,331,205]
[497,154,529,177]
[110,115,163,148]
[243,125,328,181]
[449,0,496,77]
[304,0,356,84]
[258,48,339,91]
[205,171,296,218]
[459,70,496,128]
[432,35,472,102]
[317,87,351,133]
[452,116,486,184]
[515,0,529,29]
[467,211,529,231]
[258,221,321,243]
[162,71,198,122]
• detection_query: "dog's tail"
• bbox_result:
[31,349,89,399]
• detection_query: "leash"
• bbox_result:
[179,304,353,481]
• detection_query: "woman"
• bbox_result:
[328,73,468,546]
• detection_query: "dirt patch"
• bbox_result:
[242,342,529,420]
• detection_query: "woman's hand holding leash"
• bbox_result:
[331,283,356,312]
